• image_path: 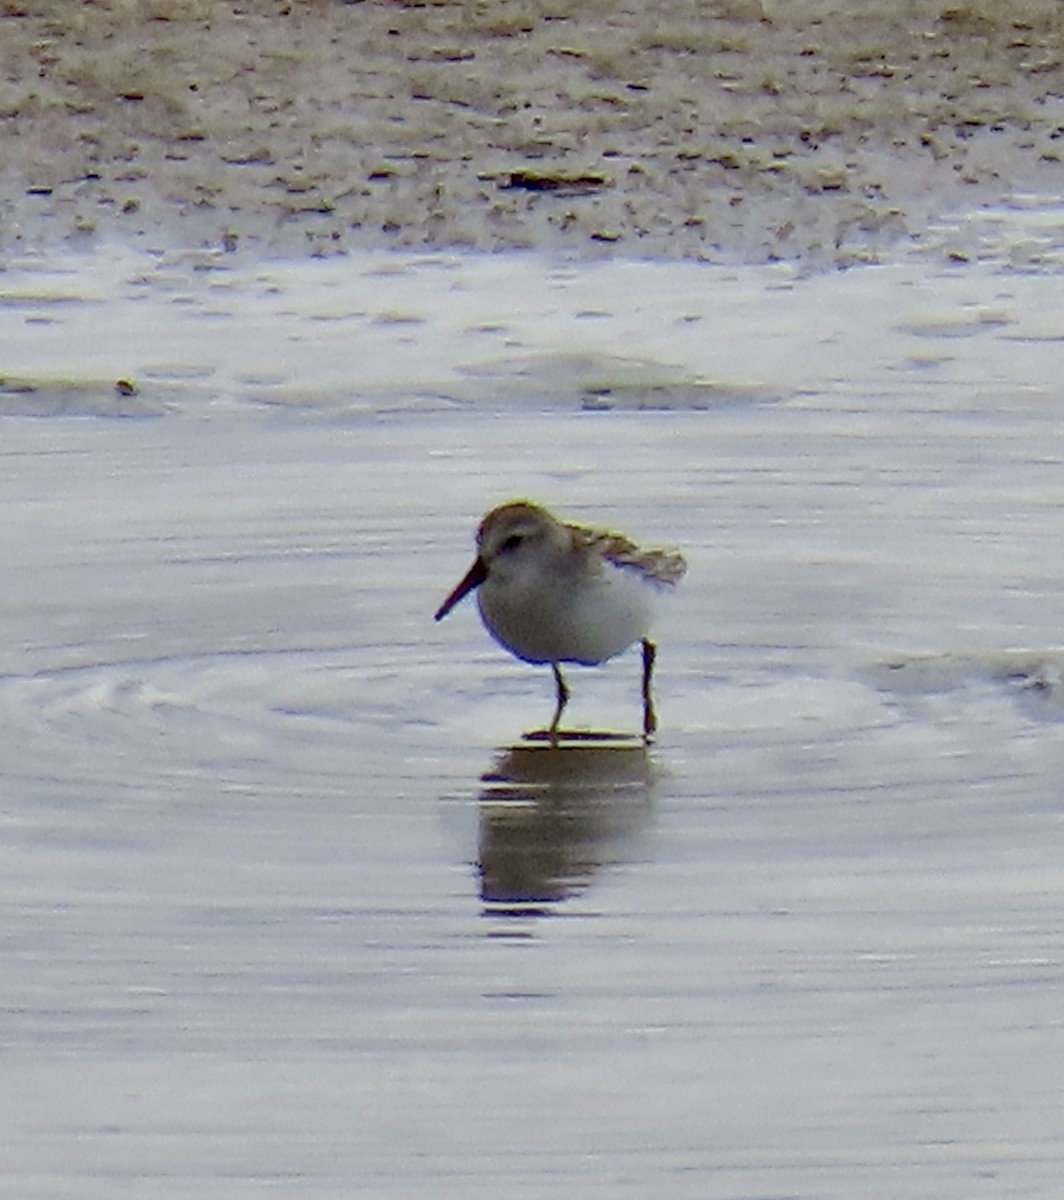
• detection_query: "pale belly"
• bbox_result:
[477,564,656,665]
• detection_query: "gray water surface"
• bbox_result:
[2,233,1064,1198]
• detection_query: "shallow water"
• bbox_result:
[3,211,1064,1197]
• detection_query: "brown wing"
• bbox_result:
[569,524,687,587]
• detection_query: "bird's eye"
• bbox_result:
[499,533,523,554]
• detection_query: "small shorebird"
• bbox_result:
[435,501,686,742]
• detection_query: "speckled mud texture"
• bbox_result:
[1,0,1063,263]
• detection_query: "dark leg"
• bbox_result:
[641,638,657,741]
[549,662,569,746]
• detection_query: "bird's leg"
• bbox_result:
[549,662,569,747]
[641,638,657,742]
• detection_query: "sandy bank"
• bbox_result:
[1,0,1063,264]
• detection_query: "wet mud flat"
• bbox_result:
[1,0,1063,263]
[2,3,1064,1194]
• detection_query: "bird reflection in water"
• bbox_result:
[477,732,657,924]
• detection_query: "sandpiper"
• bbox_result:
[435,500,686,742]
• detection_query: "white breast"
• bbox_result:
[478,558,656,666]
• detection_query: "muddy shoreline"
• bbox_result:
[1,0,1063,264]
